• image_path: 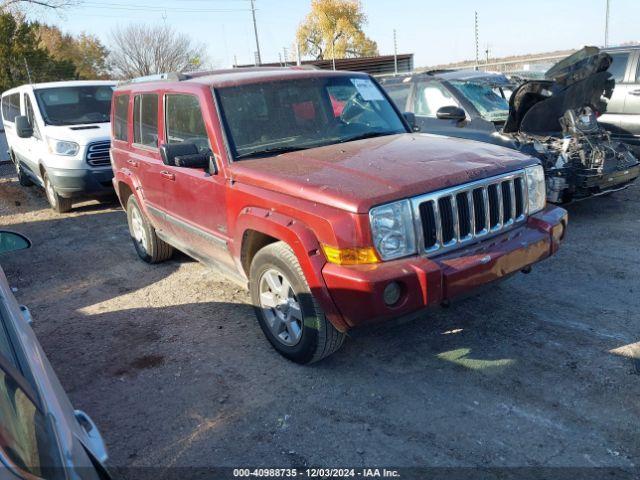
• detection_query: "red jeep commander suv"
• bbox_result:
[110,68,568,363]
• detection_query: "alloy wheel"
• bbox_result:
[130,205,149,252]
[258,268,303,346]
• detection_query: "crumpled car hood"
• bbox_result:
[503,47,614,135]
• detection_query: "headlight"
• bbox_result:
[47,138,80,156]
[525,165,546,214]
[369,199,417,261]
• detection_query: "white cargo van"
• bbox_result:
[1,80,116,212]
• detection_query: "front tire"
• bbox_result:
[43,171,72,213]
[250,241,345,364]
[126,195,173,263]
[13,155,33,187]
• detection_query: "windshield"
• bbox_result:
[34,85,114,126]
[449,81,509,122]
[216,75,407,160]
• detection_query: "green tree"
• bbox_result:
[296,0,378,61]
[38,24,110,79]
[0,12,75,92]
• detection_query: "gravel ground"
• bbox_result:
[0,170,638,473]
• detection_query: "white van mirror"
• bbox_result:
[15,116,33,138]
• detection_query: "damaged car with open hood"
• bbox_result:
[380,47,640,203]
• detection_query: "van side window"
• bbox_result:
[113,94,130,142]
[133,94,158,148]
[24,95,41,139]
[165,94,211,153]
[1,93,21,123]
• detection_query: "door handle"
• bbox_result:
[127,159,139,167]
[160,170,175,181]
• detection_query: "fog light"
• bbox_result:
[383,282,402,306]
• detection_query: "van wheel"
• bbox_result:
[43,172,72,213]
[126,195,173,263]
[250,241,345,364]
[13,156,33,187]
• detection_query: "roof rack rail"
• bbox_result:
[117,66,303,86]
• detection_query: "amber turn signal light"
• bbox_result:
[321,244,380,265]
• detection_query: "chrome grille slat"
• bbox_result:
[509,180,516,223]
[496,181,504,229]
[467,191,475,240]
[86,141,111,167]
[413,170,529,257]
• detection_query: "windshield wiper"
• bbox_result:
[336,131,395,144]
[235,145,312,160]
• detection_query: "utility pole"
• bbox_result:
[296,42,301,66]
[393,29,398,75]
[604,0,610,47]
[250,0,262,65]
[283,47,288,67]
[474,11,479,70]
[485,45,490,66]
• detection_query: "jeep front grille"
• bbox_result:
[86,141,111,167]
[412,170,528,256]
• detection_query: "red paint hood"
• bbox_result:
[229,134,537,213]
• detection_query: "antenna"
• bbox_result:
[23,57,33,84]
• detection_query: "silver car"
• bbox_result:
[0,231,109,479]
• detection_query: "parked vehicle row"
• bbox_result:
[378,47,640,203]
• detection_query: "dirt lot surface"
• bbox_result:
[0,168,638,472]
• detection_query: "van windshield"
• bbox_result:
[34,85,114,126]
[215,75,407,160]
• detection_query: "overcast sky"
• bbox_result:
[38,0,639,68]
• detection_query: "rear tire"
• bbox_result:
[126,195,173,263]
[43,172,72,213]
[249,241,345,364]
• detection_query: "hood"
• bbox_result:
[43,122,111,146]
[228,134,537,213]
[503,47,614,135]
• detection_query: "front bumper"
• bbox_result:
[576,162,640,193]
[321,206,567,329]
[47,167,114,198]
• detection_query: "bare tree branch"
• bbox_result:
[108,23,207,79]
[0,0,78,11]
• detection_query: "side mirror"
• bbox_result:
[15,116,33,138]
[436,106,466,122]
[0,231,31,254]
[403,112,420,132]
[160,143,212,171]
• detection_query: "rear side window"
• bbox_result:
[608,52,629,82]
[113,94,129,142]
[165,94,210,152]
[133,94,158,148]
[1,93,21,123]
